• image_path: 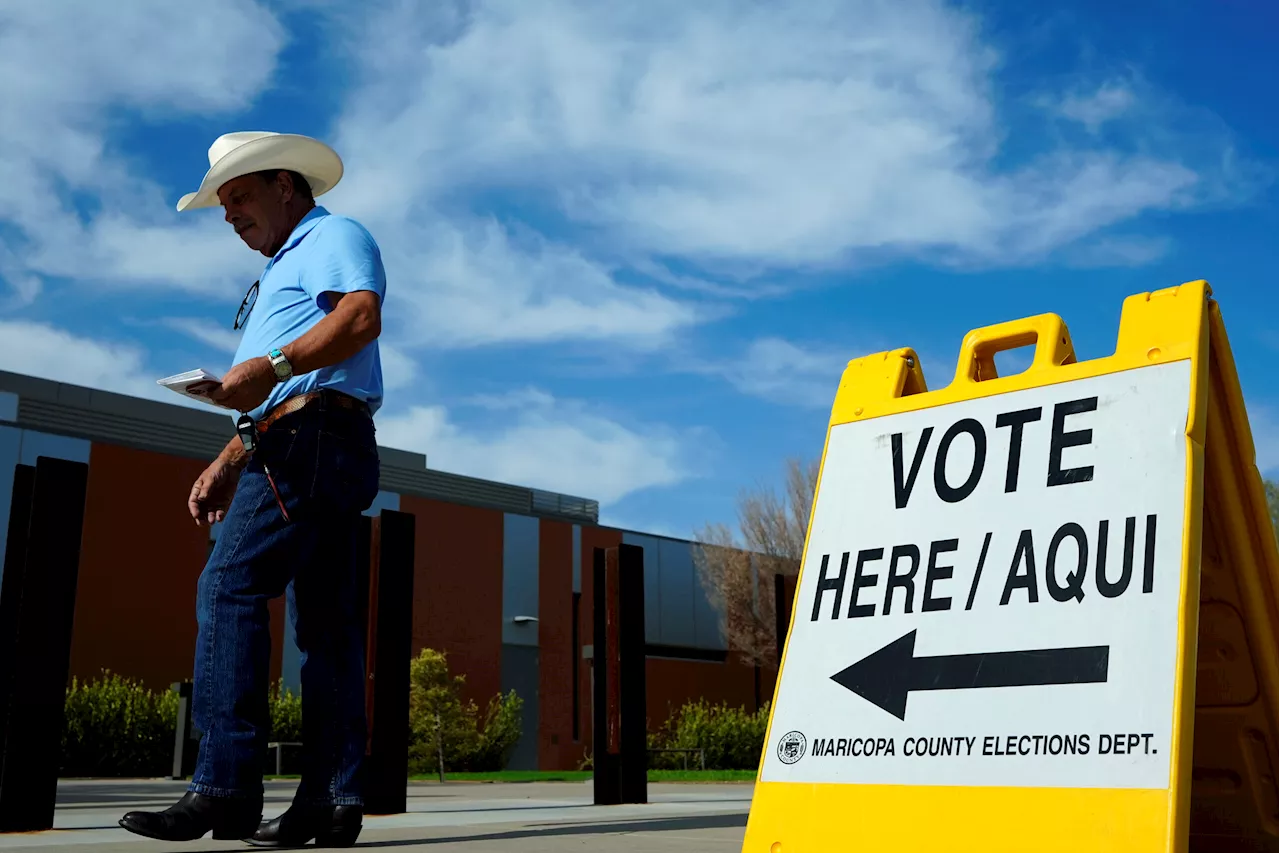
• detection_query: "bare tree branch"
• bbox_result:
[693,455,820,667]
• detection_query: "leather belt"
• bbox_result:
[256,389,369,433]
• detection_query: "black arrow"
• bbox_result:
[830,630,1109,720]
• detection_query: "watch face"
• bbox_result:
[270,351,290,379]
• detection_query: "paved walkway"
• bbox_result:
[0,780,752,852]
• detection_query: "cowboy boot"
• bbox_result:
[119,791,263,842]
[245,802,363,848]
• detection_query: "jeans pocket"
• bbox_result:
[315,426,380,514]
[257,421,301,464]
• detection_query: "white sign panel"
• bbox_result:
[763,360,1191,790]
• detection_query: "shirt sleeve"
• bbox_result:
[300,217,387,311]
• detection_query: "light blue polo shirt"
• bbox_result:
[230,205,386,421]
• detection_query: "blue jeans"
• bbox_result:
[189,395,380,806]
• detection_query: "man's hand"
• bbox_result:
[189,457,243,527]
[209,356,277,413]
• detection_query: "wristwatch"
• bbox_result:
[267,348,293,382]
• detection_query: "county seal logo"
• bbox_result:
[776,731,806,765]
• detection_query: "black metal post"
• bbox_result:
[363,510,415,815]
[592,546,620,805]
[355,515,373,660]
[0,465,35,773]
[0,457,90,833]
[592,544,646,806]
[616,543,647,804]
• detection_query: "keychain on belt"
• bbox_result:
[236,414,292,523]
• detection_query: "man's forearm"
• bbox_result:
[280,291,380,377]
[217,436,250,469]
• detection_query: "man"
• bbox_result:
[120,132,385,847]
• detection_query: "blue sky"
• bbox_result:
[0,0,1275,539]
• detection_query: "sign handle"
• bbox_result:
[953,313,1077,384]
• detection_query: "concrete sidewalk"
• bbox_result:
[0,780,752,852]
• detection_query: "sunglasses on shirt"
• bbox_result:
[234,280,258,330]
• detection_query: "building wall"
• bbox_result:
[3,432,774,771]
[68,443,286,690]
[650,650,768,722]
[537,519,575,770]
[6,371,792,776]
[401,495,504,708]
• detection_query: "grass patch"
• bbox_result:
[404,769,756,784]
[410,770,591,783]
[650,769,755,783]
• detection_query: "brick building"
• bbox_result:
[0,370,776,771]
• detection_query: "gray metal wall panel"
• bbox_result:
[657,538,698,648]
[622,532,662,644]
[379,467,533,515]
[0,426,20,584]
[502,514,540,647]
[17,431,91,466]
[18,398,230,462]
[571,524,581,594]
[692,562,727,650]
[0,427,92,589]
[500,644,540,771]
[0,391,16,423]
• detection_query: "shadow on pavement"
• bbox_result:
[197,812,748,851]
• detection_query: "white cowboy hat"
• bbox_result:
[176,131,343,212]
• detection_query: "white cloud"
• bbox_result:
[0,319,176,405]
[376,390,690,503]
[708,337,848,407]
[1051,81,1137,132]
[2,0,1253,369]
[1,1,708,353]
[596,514,688,540]
[1063,235,1173,268]
[0,1,283,301]
[377,216,704,350]
[160,318,245,354]
[56,216,266,298]
[379,344,418,391]
[318,0,1219,278]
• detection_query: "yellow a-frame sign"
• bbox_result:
[744,281,1277,853]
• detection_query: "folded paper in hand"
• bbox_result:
[157,368,229,408]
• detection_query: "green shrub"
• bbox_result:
[406,648,523,774]
[470,686,524,770]
[269,680,303,744]
[60,656,525,778]
[647,699,770,771]
[61,673,308,777]
[61,672,179,777]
